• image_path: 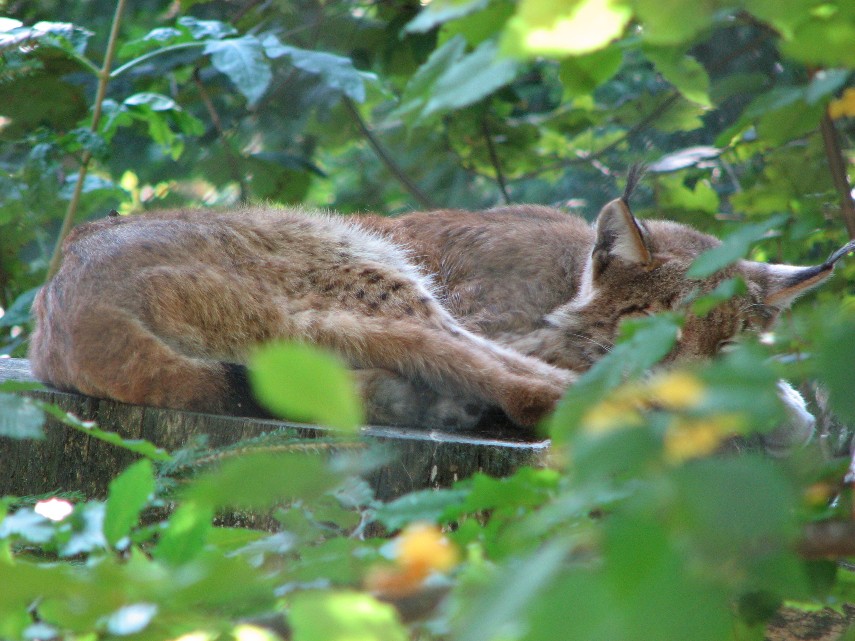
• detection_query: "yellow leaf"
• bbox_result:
[396,522,459,574]
[663,414,742,464]
[365,523,459,598]
[648,371,706,410]
[828,87,855,119]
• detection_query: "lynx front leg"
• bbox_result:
[312,315,571,427]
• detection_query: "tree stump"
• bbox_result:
[0,358,548,501]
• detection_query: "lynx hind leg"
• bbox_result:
[36,302,249,415]
[354,368,425,427]
[353,369,485,430]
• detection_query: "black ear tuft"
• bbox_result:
[622,164,646,206]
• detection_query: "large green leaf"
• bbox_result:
[644,47,711,107]
[204,35,271,105]
[103,460,155,547]
[775,1,855,66]
[558,47,623,96]
[390,35,468,124]
[249,342,362,430]
[656,173,719,213]
[263,36,376,102]
[423,39,519,116]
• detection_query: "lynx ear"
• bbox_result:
[757,240,855,307]
[592,198,653,275]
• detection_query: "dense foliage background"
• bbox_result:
[0,0,854,639]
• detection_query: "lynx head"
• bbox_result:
[543,182,853,371]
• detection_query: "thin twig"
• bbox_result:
[193,69,249,201]
[481,115,511,204]
[46,0,127,279]
[820,112,855,240]
[342,97,435,209]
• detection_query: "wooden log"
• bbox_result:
[0,358,548,500]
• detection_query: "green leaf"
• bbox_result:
[406,0,490,33]
[558,48,623,96]
[778,2,855,67]
[671,457,798,551]
[755,99,824,146]
[0,393,44,440]
[816,313,855,423]
[634,0,717,45]
[263,36,376,103]
[601,511,733,641]
[374,487,470,530]
[183,450,342,511]
[0,287,39,328]
[391,35,468,124]
[439,1,516,46]
[687,214,789,279]
[0,74,88,135]
[657,174,719,213]
[454,541,569,641]
[249,342,362,431]
[289,591,407,641]
[714,85,819,147]
[124,92,180,111]
[152,501,213,565]
[423,39,519,117]
[204,35,271,105]
[502,0,632,57]
[691,277,747,317]
[104,460,155,547]
[177,16,237,40]
[0,508,54,544]
[644,47,711,107]
[460,468,560,513]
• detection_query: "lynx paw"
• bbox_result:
[419,396,485,431]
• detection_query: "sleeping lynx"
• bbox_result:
[29,177,851,434]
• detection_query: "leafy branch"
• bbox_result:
[45,0,128,279]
